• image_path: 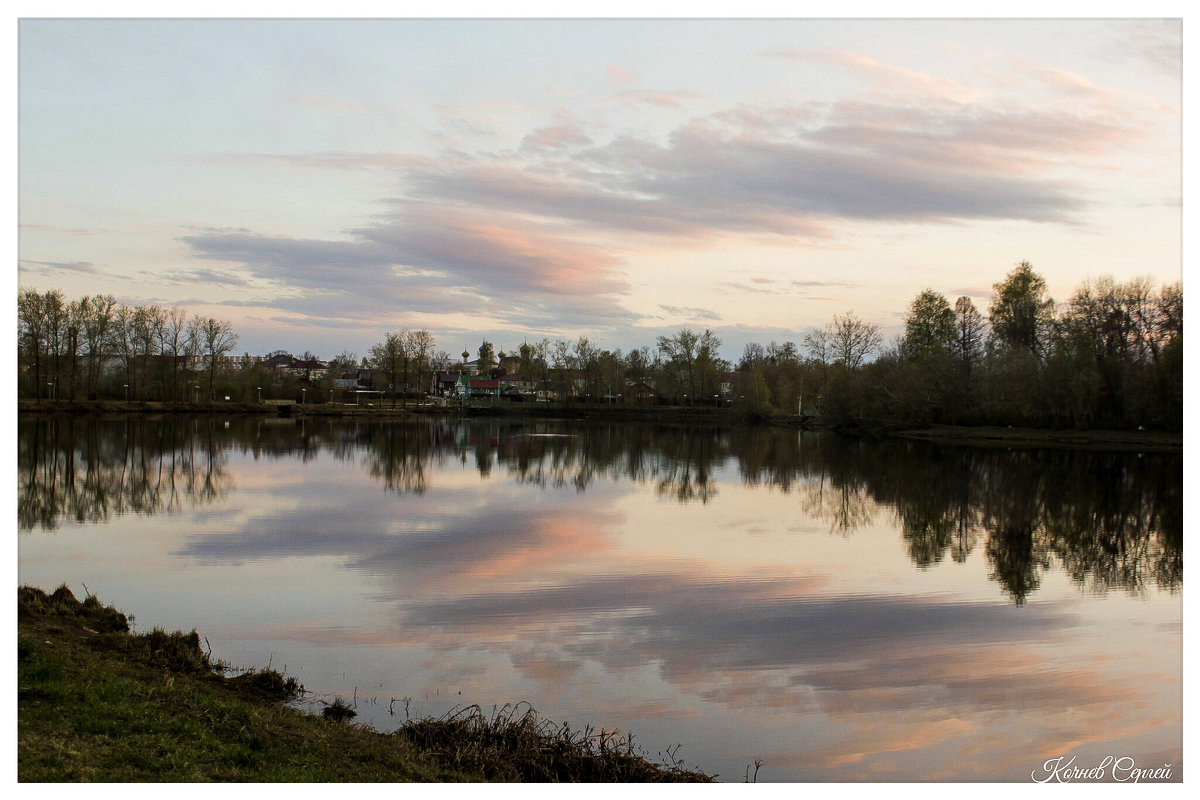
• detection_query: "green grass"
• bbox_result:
[18,585,713,783]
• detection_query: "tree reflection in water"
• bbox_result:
[17,416,1180,602]
[17,416,234,530]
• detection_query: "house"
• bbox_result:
[262,350,295,371]
[533,377,559,402]
[263,350,328,379]
[466,378,501,397]
[225,355,264,371]
[433,372,462,397]
[625,380,659,405]
[496,373,533,398]
[333,369,372,391]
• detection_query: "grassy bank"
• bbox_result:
[17,585,713,783]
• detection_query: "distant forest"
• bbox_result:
[16,261,1182,432]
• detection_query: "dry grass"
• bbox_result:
[397,702,712,782]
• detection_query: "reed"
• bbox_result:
[397,702,712,782]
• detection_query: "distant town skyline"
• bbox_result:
[18,16,1182,361]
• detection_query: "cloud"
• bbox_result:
[948,286,992,300]
[718,282,775,295]
[605,64,636,86]
[292,94,410,112]
[20,259,100,275]
[182,65,1145,337]
[767,47,980,103]
[792,279,855,289]
[354,206,628,298]
[183,208,636,330]
[607,90,702,108]
[405,111,1095,237]
[156,267,251,287]
[709,104,817,134]
[1108,20,1181,78]
[19,224,110,237]
[520,124,592,152]
[659,304,721,321]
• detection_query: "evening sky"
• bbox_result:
[16,11,1183,362]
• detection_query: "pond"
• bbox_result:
[16,415,1182,782]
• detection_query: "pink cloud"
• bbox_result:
[608,89,701,108]
[520,124,592,151]
[769,47,979,102]
[605,64,636,86]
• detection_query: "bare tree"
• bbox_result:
[81,294,116,399]
[1156,281,1183,343]
[111,304,138,398]
[370,331,407,408]
[625,346,654,385]
[951,296,987,377]
[574,335,600,398]
[802,327,832,366]
[17,289,50,398]
[43,291,68,397]
[141,305,166,400]
[409,329,435,399]
[821,312,881,369]
[657,328,700,399]
[551,339,574,370]
[192,316,238,401]
[63,298,86,401]
[160,306,189,401]
[301,350,319,384]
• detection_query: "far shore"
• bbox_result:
[891,424,1181,452]
[17,399,1181,451]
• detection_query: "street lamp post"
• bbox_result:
[193,383,199,403]
[47,381,54,403]
[329,388,333,405]
[683,394,687,407]
[301,388,306,405]
[257,386,262,405]
[124,384,129,402]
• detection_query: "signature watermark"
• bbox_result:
[1031,755,1174,783]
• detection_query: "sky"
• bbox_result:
[16,11,1185,363]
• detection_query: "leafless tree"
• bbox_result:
[191,316,238,401]
[821,312,882,369]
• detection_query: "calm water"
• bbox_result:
[17,415,1182,782]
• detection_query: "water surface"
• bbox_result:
[17,415,1182,781]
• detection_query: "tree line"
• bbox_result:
[17,261,1182,430]
[807,262,1183,431]
[16,289,238,403]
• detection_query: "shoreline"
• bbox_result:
[890,424,1182,452]
[17,400,1181,451]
